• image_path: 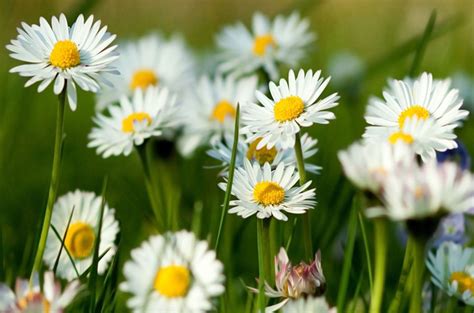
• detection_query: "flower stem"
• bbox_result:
[370,218,388,313]
[294,132,312,259]
[389,237,414,313]
[257,219,267,313]
[30,88,67,285]
[409,236,426,313]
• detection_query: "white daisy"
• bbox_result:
[364,72,469,156]
[338,140,414,194]
[426,242,474,306]
[120,231,225,313]
[282,297,336,313]
[242,69,339,150]
[216,12,315,80]
[0,272,81,313]
[178,74,258,156]
[88,86,179,158]
[371,161,474,220]
[43,190,119,281]
[220,159,316,221]
[96,33,195,110]
[7,14,119,111]
[208,133,321,174]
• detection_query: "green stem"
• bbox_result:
[370,218,388,313]
[257,219,267,313]
[389,238,414,313]
[262,219,272,284]
[294,132,312,259]
[409,236,426,313]
[30,88,66,285]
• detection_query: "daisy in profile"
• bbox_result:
[120,231,225,313]
[43,190,119,281]
[364,72,469,158]
[7,14,119,110]
[216,12,315,80]
[282,297,336,313]
[220,159,316,221]
[178,74,257,156]
[89,86,179,158]
[426,242,474,306]
[208,133,321,174]
[242,69,339,150]
[0,272,81,312]
[97,33,195,110]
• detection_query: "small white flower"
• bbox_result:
[178,74,258,156]
[89,86,179,158]
[426,242,474,306]
[208,133,321,174]
[43,190,119,281]
[7,14,119,111]
[364,72,469,158]
[282,297,336,313]
[220,159,316,221]
[242,69,339,150]
[216,12,315,80]
[120,231,225,313]
[327,51,364,87]
[97,33,195,110]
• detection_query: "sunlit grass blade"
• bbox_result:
[51,224,80,279]
[336,197,358,313]
[358,211,373,295]
[53,206,75,274]
[409,10,437,76]
[214,104,240,252]
[389,239,413,313]
[349,268,365,313]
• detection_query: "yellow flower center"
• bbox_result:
[274,96,305,122]
[388,131,414,145]
[246,138,277,165]
[130,69,158,90]
[49,40,81,69]
[398,105,430,128]
[253,181,285,206]
[122,112,152,133]
[154,265,191,298]
[253,34,276,56]
[64,222,95,259]
[450,272,474,294]
[211,100,236,123]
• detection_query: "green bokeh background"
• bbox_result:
[0,0,473,311]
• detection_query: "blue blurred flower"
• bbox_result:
[432,213,466,247]
[436,140,471,170]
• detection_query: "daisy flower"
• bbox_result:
[88,86,179,158]
[220,159,316,221]
[120,231,225,313]
[426,242,474,306]
[96,33,195,110]
[7,14,119,111]
[242,69,339,150]
[208,133,321,174]
[216,12,315,80]
[178,74,258,156]
[0,272,81,312]
[364,72,469,157]
[282,297,336,313]
[43,190,119,281]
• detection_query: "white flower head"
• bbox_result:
[216,11,315,80]
[220,159,316,221]
[96,33,195,110]
[178,74,258,156]
[242,69,339,150]
[426,242,474,306]
[89,86,180,158]
[7,14,119,110]
[43,190,119,281]
[282,297,336,313]
[120,231,225,313]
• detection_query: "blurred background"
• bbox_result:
[0,0,473,311]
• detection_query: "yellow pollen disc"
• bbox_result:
[388,131,414,145]
[49,40,81,69]
[274,96,305,122]
[154,265,191,298]
[211,100,236,123]
[398,105,430,128]
[130,69,158,90]
[246,138,277,165]
[450,272,474,294]
[253,34,276,56]
[65,222,95,259]
[122,112,152,133]
[253,181,285,206]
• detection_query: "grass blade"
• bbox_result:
[51,224,80,279]
[409,10,437,77]
[358,212,373,295]
[52,206,75,274]
[96,234,121,313]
